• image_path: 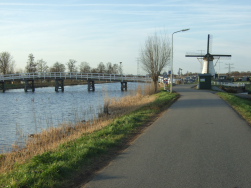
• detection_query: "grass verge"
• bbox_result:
[0,90,178,188]
[217,92,251,124]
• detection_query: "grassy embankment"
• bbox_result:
[217,92,251,124]
[0,86,178,188]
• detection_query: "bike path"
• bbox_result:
[83,85,251,188]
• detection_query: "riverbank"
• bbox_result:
[0,86,179,188]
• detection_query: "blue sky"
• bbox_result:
[0,0,251,75]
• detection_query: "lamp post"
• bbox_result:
[170,28,190,93]
[119,62,123,81]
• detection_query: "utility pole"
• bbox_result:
[178,68,183,78]
[137,58,140,75]
[217,60,222,78]
[226,63,234,74]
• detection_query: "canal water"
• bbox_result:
[0,82,148,153]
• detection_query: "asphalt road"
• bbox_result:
[83,85,251,188]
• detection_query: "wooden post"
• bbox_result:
[88,80,95,91]
[55,79,64,92]
[121,81,127,91]
[24,79,35,92]
[0,81,6,93]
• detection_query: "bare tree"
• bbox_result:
[37,59,48,72]
[0,52,15,74]
[91,68,98,73]
[79,62,91,73]
[15,68,24,74]
[50,62,65,72]
[140,32,171,92]
[106,62,113,74]
[97,62,106,73]
[25,53,37,73]
[112,63,119,74]
[66,59,78,72]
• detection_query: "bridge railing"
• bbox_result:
[0,72,152,82]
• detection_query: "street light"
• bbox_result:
[170,28,190,93]
[119,62,123,81]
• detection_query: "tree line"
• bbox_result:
[181,71,251,77]
[0,52,122,75]
[1,31,172,93]
[227,71,251,77]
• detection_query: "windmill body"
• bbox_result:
[201,54,215,75]
[186,34,231,76]
[202,60,215,74]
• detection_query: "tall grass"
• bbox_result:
[0,83,157,174]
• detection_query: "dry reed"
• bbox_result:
[0,83,157,173]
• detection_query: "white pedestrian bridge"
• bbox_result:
[0,72,152,92]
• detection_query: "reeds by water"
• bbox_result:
[0,83,157,173]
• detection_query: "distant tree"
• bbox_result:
[0,51,15,74]
[231,71,240,77]
[15,68,24,74]
[91,68,98,73]
[240,71,247,77]
[243,72,249,77]
[50,62,65,72]
[79,62,91,73]
[118,62,123,75]
[112,63,119,74]
[97,62,106,73]
[184,72,194,76]
[25,53,37,73]
[228,71,251,78]
[139,32,171,92]
[106,62,113,74]
[66,59,77,72]
[37,59,48,72]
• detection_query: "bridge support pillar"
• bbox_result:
[24,79,35,92]
[55,79,64,92]
[88,80,95,91]
[0,81,6,93]
[121,81,127,91]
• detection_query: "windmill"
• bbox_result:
[186,34,231,76]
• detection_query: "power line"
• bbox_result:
[225,63,234,73]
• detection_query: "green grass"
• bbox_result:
[217,92,251,124]
[0,90,178,188]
